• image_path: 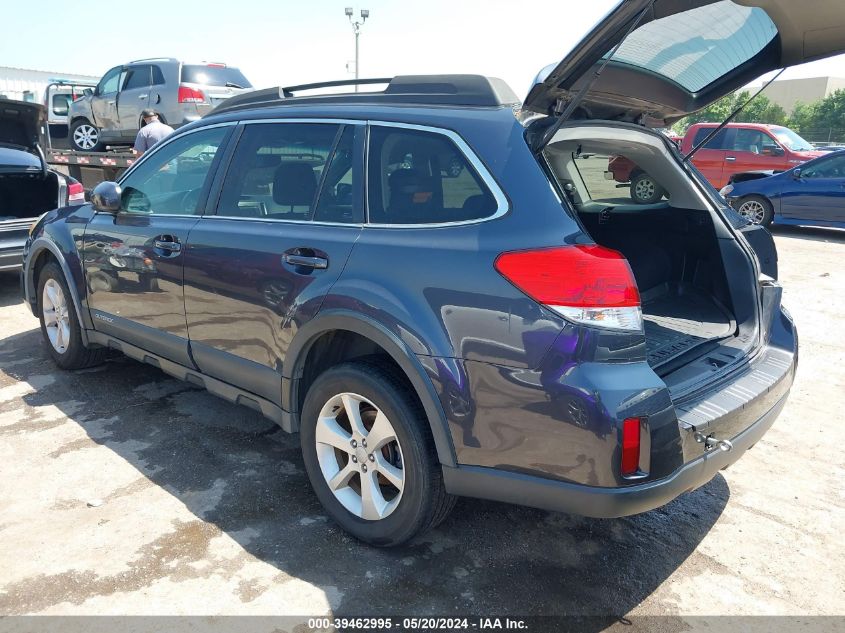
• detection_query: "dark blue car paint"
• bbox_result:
[21,99,798,516]
[727,150,845,229]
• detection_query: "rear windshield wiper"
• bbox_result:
[225,82,246,89]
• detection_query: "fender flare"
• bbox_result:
[23,237,90,346]
[284,310,457,468]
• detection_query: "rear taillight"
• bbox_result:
[621,417,641,476]
[178,85,206,103]
[494,244,642,331]
[68,181,85,205]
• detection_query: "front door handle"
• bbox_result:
[725,156,737,162]
[154,239,182,253]
[283,253,328,269]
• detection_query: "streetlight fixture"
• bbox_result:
[345,7,370,91]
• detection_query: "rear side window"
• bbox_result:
[367,126,498,225]
[123,65,152,90]
[180,65,252,88]
[216,123,341,220]
[692,128,729,150]
[152,65,165,85]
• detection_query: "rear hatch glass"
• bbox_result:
[180,65,252,89]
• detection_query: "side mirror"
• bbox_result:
[83,88,94,97]
[91,181,122,213]
[792,168,802,180]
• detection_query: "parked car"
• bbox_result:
[68,58,253,152]
[0,99,84,272]
[608,122,826,204]
[720,150,845,228]
[24,0,839,546]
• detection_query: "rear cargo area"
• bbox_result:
[543,124,760,381]
[579,207,737,372]
[0,172,59,221]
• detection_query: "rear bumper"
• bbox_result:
[443,388,787,518]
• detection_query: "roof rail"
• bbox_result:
[128,57,179,64]
[211,75,520,116]
[280,77,392,97]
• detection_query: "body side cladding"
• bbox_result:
[284,310,457,468]
[86,330,292,431]
[23,236,91,346]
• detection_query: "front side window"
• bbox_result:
[801,155,845,179]
[367,127,497,224]
[120,127,228,215]
[216,123,340,220]
[98,67,122,94]
[732,129,779,155]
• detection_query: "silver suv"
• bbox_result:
[68,58,252,152]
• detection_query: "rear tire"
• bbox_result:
[37,262,107,370]
[630,172,665,204]
[300,359,455,546]
[70,119,104,152]
[736,195,774,227]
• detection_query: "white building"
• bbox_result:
[0,65,99,102]
[761,76,845,113]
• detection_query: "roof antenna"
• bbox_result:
[684,68,785,162]
[534,0,655,153]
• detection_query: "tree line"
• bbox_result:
[672,89,845,144]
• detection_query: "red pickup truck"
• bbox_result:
[608,123,825,204]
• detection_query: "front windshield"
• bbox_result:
[771,127,814,152]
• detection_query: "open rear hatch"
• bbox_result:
[525,0,845,128]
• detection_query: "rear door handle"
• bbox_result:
[283,253,328,269]
[138,94,148,99]
[725,156,736,162]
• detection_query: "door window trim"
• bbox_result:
[364,120,509,228]
[151,117,509,228]
[204,118,367,226]
[109,122,237,219]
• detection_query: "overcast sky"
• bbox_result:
[3,0,844,98]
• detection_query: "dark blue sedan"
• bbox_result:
[721,150,845,228]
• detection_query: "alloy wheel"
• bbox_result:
[738,199,766,225]
[314,392,405,521]
[73,124,99,150]
[42,279,71,354]
[634,178,656,201]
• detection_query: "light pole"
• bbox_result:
[345,7,369,91]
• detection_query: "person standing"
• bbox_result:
[133,109,174,157]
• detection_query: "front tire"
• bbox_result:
[37,262,106,369]
[70,119,104,152]
[300,360,455,546]
[630,172,665,204]
[736,195,774,226]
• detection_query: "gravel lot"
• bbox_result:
[0,226,843,624]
